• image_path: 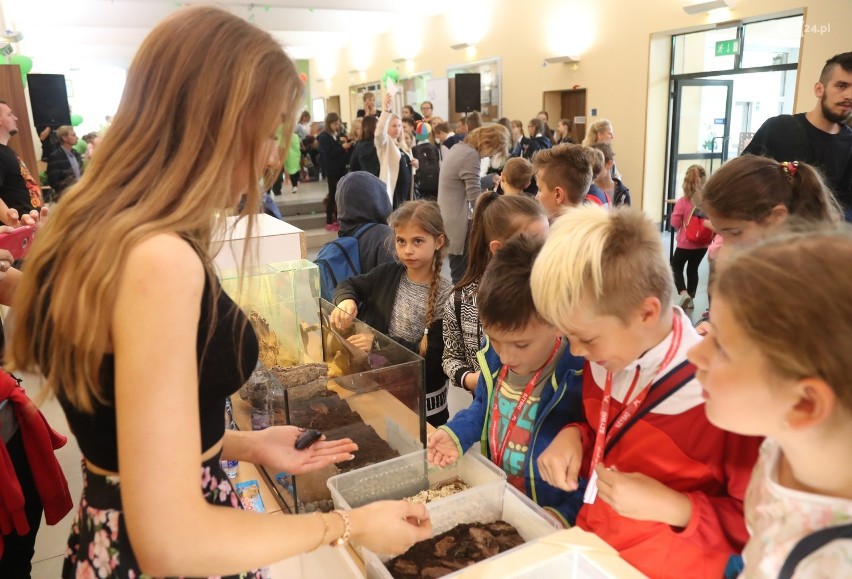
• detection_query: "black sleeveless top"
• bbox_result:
[60,275,259,472]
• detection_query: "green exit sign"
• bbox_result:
[715,39,740,57]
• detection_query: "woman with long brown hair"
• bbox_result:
[8,7,429,578]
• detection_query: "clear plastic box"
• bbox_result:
[362,481,562,579]
[327,449,507,510]
[220,260,427,513]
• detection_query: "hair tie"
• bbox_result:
[781,161,799,181]
[423,328,429,336]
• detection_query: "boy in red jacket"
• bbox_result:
[530,205,761,579]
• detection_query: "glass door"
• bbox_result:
[668,79,733,205]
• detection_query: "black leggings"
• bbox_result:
[289,171,300,189]
[671,247,708,297]
[0,429,43,578]
[325,174,342,224]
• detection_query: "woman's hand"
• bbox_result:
[383,92,393,112]
[427,429,459,467]
[5,207,49,229]
[331,299,358,331]
[350,500,432,556]
[410,157,419,170]
[249,426,358,475]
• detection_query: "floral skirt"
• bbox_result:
[62,455,269,578]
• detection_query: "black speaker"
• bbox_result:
[27,74,71,129]
[454,73,481,113]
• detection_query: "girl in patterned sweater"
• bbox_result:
[442,192,549,392]
[332,200,452,425]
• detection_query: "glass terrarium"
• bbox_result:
[219,260,426,513]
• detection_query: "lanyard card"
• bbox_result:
[583,470,599,504]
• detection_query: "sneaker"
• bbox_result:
[330,222,340,232]
[678,292,691,308]
[291,187,298,194]
[324,224,335,231]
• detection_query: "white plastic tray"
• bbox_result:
[327,448,506,510]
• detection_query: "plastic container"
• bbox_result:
[362,481,562,579]
[327,448,506,510]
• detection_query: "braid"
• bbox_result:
[420,250,443,356]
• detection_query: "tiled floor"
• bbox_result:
[25,185,712,577]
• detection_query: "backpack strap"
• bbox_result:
[352,222,378,239]
[779,523,852,579]
[604,359,696,455]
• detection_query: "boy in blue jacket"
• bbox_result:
[427,234,586,526]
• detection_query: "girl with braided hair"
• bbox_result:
[332,200,452,426]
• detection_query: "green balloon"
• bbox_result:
[73,139,87,155]
[9,54,33,76]
[71,114,84,127]
[383,68,399,84]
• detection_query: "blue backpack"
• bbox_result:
[315,223,378,302]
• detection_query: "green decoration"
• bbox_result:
[71,114,84,127]
[382,68,399,84]
[73,139,87,155]
[9,55,33,86]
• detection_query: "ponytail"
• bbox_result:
[786,161,843,223]
[682,164,706,202]
[455,191,501,291]
[420,249,443,356]
[454,192,545,291]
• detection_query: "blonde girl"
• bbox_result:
[670,164,710,309]
[376,92,419,208]
[9,7,429,578]
[688,228,852,578]
[443,192,548,392]
[332,200,452,426]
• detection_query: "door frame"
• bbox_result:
[666,79,733,211]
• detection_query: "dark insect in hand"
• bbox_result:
[295,428,323,450]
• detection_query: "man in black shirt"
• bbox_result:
[0,99,44,225]
[743,52,852,219]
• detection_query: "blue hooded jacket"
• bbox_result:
[439,336,587,526]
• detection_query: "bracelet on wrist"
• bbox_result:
[329,509,351,547]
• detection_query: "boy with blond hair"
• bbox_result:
[531,205,760,579]
[532,143,593,218]
[428,234,585,526]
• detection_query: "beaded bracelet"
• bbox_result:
[329,509,351,547]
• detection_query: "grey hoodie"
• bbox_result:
[335,171,395,273]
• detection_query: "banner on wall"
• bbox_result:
[426,78,449,123]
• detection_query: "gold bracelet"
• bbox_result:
[312,513,329,551]
[329,509,351,547]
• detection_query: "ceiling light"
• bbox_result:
[451,43,474,51]
[1,30,23,43]
[544,55,580,65]
[392,58,405,64]
[683,0,732,14]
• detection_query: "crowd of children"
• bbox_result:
[323,148,851,579]
[312,89,852,579]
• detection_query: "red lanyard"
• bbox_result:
[489,338,562,468]
[588,312,683,478]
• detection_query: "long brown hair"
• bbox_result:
[9,6,303,411]
[464,124,510,158]
[699,155,841,223]
[682,165,706,202]
[388,200,448,356]
[455,192,545,291]
[714,226,852,411]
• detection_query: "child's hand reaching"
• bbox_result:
[347,332,374,352]
[427,429,459,467]
[594,463,692,528]
[332,299,358,331]
[537,426,583,492]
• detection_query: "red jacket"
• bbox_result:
[0,370,72,557]
[572,321,761,578]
